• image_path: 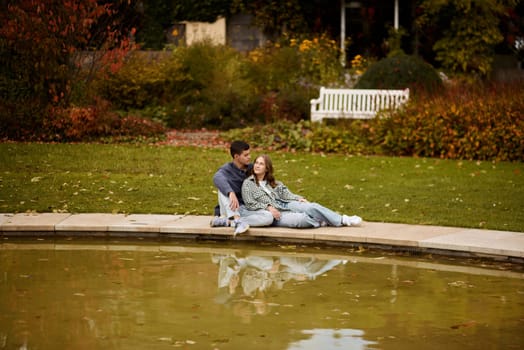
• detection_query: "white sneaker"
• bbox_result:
[233,220,250,236]
[342,215,362,227]
[210,216,230,227]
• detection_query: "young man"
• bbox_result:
[212,140,273,235]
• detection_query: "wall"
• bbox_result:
[227,13,266,52]
[183,17,226,45]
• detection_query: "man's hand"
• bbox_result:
[267,205,281,220]
[229,192,240,211]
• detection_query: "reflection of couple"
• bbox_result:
[212,254,347,298]
[211,140,362,235]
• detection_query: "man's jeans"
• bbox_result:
[217,192,273,227]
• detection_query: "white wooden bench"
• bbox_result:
[310,87,410,122]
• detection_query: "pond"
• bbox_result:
[1,238,523,349]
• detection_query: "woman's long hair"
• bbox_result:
[250,154,277,188]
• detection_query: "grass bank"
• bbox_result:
[1,143,522,232]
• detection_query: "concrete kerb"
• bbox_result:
[1,213,523,262]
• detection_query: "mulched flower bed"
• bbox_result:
[160,129,228,148]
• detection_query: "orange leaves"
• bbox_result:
[1,0,139,140]
[43,96,166,142]
[378,82,524,161]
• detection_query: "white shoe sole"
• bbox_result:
[233,224,250,236]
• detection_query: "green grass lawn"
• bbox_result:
[1,143,523,232]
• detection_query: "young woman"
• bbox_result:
[241,154,362,228]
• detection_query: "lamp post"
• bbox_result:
[340,0,346,66]
[394,0,399,29]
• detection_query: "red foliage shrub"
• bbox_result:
[43,98,166,142]
[375,82,524,161]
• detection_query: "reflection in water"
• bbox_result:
[212,255,348,323]
[213,254,347,298]
[1,240,523,350]
[288,329,377,350]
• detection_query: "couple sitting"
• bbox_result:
[211,140,362,235]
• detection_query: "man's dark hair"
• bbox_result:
[230,140,250,157]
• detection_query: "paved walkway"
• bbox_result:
[1,213,523,261]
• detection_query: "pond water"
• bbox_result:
[1,238,523,350]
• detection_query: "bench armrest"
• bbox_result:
[310,86,325,109]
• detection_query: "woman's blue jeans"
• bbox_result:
[285,201,343,227]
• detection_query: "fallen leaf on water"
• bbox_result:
[451,320,477,329]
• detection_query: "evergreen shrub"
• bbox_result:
[168,43,259,129]
[96,43,261,130]
[222,120,317,151]
[96,52,188,111]
[355,54,443,93]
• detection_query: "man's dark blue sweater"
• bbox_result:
[213,162,253,206]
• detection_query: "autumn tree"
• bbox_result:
[172,0,332,38]
[0,0,136,140]
[230,0,307,37]
[416,0,520,77]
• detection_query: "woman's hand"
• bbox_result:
[299,197,308,202]
[267,205,281,220]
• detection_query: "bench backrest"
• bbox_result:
[310,87,410,121]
